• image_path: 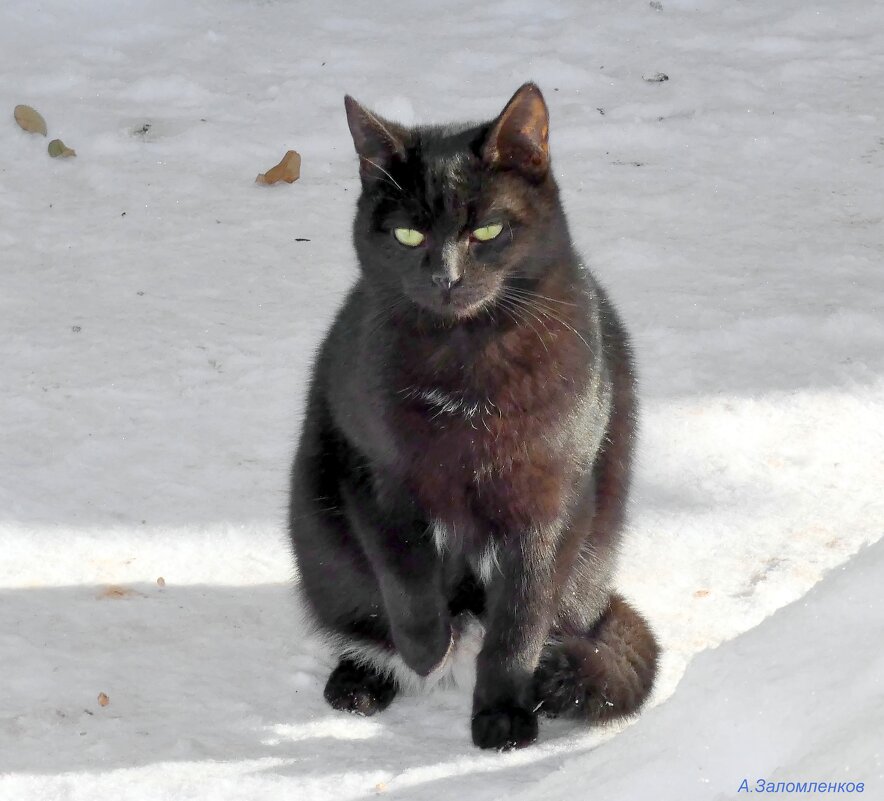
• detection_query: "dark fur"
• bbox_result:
[288,84,658,750]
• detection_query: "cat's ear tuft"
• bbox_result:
[344,95,407,183]
[483,83,550,181]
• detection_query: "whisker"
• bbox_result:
[505,285,580,308]
[505,291,575,322]
[502,292,556,343]
[505,293,592,351]
[360,157,404,192]
[289,505,343,524]
[363,297,408,341]
[497,296,550,355]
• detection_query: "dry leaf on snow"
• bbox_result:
[14,104,48,136]
[99,585,138,599]
[48,139,76,158]
[256,150,301,185]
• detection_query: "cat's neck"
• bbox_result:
[374,259,592,404]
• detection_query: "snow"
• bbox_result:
[520,536,884,801]
[1,0,882,798]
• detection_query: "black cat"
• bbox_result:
[288,83,658,750]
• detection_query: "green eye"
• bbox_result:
[393,228,425,247]
[472,223,504,242]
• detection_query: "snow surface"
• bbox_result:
[1,0,882,798]
[519,537,884,801]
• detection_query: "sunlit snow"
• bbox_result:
[1,0,882,798]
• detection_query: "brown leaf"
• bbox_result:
[256,150,301,185]
[14,104,48,136]
[99,585,137,599]
[693,589,710,598]
[48,139,76,158]
[98,692,110,707]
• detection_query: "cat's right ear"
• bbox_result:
[344,96,407,183]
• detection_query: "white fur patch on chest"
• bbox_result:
[399,385,499,426]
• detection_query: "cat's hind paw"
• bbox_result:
[323,658,397,716]
[471,704,538,750]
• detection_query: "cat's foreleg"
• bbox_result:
[341,478,451,677]
[471,527,566,750]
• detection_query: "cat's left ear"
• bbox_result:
[483,83,550,181]
[344,95,407,183]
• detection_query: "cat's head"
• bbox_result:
[345,84,570,321]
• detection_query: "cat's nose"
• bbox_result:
[432,273,462,291]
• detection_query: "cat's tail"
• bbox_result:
[534,593,659,722]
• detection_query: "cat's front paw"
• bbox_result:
[471,704,538,750]
[323,658,397,716]
[394,619,453,677]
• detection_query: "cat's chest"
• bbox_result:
[392,322,577,438]
[391,376,575,530]
[384,319,590,528]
